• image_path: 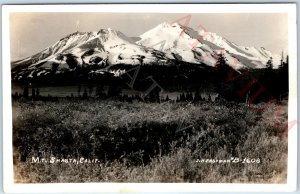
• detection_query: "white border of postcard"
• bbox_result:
[2,3,298,193]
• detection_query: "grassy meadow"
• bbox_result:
[12,99,288,183]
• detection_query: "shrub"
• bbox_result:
[12,99,288,183]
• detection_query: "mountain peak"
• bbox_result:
[155,22,183,29]
[158,22,171,28]
[97,28,118,35]
[59,31,86,41]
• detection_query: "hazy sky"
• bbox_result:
[10,12,288,61]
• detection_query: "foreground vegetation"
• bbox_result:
[13,99,288,183]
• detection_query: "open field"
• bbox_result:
[12,99,288,183]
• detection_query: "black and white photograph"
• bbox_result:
[2,4,298,193]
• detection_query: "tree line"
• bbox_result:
[12,52,289,104]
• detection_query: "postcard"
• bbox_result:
[2,3,297,193]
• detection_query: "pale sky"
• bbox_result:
[10,13,288,61]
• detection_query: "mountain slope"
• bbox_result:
[196,29,281,68]
[137,22,280,69]
[137,22,225,68]
[12,23,281,82]
[12,28,169,80]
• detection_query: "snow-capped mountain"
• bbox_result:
[137,22,280,69]
[137,22,226,68]
[196,29,280,68]
[11,22,281,81]
[12,28,168,80]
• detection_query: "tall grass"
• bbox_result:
[12,99,287,183]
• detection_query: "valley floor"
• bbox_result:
[12,99,288,183]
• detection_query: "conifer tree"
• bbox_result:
[266,57,273,69]
[32,88,36,99]
[36,88,40,98]
[82,89,88,99]
[165,95,170,101]
[23,84,29,98]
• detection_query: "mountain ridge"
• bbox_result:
[11,22,281,82]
